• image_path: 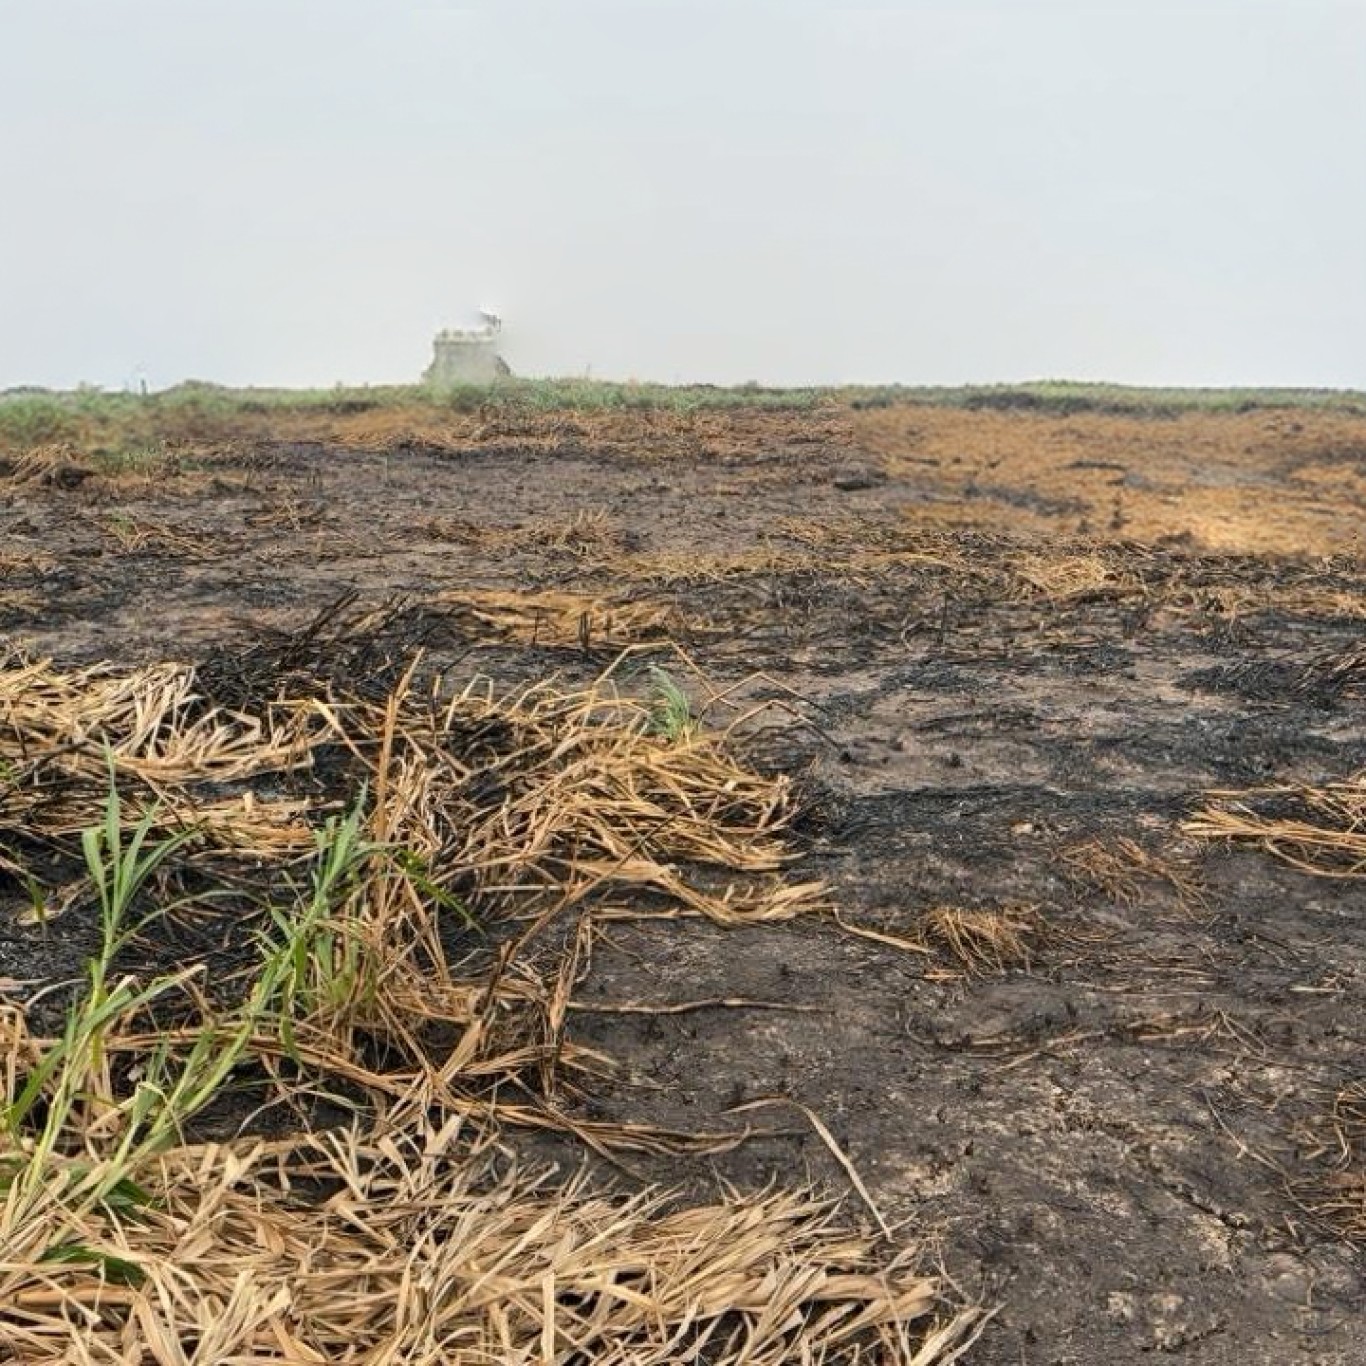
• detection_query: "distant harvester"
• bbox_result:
[423,310,512,384]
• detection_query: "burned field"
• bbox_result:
[2,392,1365,1363]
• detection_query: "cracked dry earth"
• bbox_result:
[3,401,1366,1363]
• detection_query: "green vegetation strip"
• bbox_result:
[4,375,1366,455]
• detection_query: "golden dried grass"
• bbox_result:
[854,405,1366,557]
[1008,551,1142,603]
[0,1103,979,1364]
[94,515,223,558]
[2,444,93,487]
[1061,836,1207,910]
[1171,580,1366,623]
[0,654,319,847]
[421,508,632,560]
[437,587,687,648]
[319,404,847,465]
[1,650,826,1115]
[0,645,981,1363]
[917,904,1044,975]
[1185,778,1366,879]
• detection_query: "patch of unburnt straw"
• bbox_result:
[1185,775,1366,880]
[0,616,981,1362]
[1061,834,1208,913]
[916,904,1047,977]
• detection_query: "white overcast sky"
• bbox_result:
[2,1,1363,390]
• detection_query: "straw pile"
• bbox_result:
[0,631,977,1362]
[0,1100,980,1363]
[1061,836,1207,910]
[917,904,1045,976]
[435,587,688,649]
[1185,777,1366,880]
[1,641,824,1104]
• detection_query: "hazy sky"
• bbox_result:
[3,2,1363,390]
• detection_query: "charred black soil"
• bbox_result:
[3,401,1366,1363]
